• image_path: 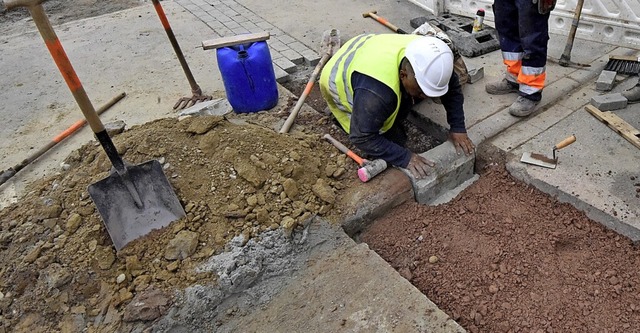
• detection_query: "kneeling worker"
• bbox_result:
[319,34,474,179]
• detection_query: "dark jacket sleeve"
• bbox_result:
[348,72,412,168]
[439,72,467,133]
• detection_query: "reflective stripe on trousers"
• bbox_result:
[493,0,550,97]
[502,51,547,95]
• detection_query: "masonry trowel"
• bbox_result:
[521,135,576,169]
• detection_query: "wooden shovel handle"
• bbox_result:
[554,135,576,150]
[279,53,330,133]
[4,0,46,10]
[15,1,127,175]
[25,4,105,134]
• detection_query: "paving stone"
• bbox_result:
[216,27,233,37]
[273,57,297,74]
[232,28,251,35]
[300,49,321,66]
[596,70,617,91]
[205,8,221,16]
[214,4,230,12]
[183,4,199,12]
[218,15,233,23]
[269,28,285,37]
[243,22,263,33]
[269,49,283,60]
[222,9,238,17]
[277,35,296,45]
[287,41,308,54]
[244,13,262,22]
[590,93,628,111]
[233,15,249,24]
[269,41,289,53]
[224,20,241,30]
[468,67,484,84]
[256,21,274,30]
[280,49,304,65]
[274,65,290,83]
[205,21,224,30]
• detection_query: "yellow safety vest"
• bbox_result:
[319,34,421,134]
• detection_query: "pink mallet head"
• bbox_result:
[357,159,388,182]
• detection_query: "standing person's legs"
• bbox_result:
[515,0,550,102]
[486,0,521,95]
[506,0,550,116]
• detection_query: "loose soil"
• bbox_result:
[362,160,640,333]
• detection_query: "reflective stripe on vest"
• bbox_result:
[327,34,373,114]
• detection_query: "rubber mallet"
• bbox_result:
[323,134,388,182]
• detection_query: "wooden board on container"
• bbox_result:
[202,31,270,50]
[584,105,640,150]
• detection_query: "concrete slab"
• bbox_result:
[506,108,640,242]
[198,220,466,333]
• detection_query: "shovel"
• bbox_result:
[5,0,186,251]
[520,135,576,169]
[279,28,340,133]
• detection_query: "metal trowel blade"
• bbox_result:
[520,152,557,169]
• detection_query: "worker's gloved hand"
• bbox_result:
[449,132,475,156]
[406,153,435,179]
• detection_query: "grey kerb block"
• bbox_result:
[596,70,617,91]
[590,93,628,111]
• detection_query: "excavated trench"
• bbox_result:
[283,69,640,333]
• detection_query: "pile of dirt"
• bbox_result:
[362,163,640,333]
[0,114,364,332]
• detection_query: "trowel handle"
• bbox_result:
[554,135,576,150]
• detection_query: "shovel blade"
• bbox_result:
[88,160,185,251]
[520,152,557,169]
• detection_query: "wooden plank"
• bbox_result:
[584,105,640,150]
[202,31,270,50]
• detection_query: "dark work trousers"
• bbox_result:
[493,0,550,101]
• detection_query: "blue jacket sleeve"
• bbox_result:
[348,73,412,168]
[439,72,467,133]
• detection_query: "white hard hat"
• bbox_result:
[404,37,454,97]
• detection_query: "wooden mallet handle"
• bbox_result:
[362,10,407,34]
